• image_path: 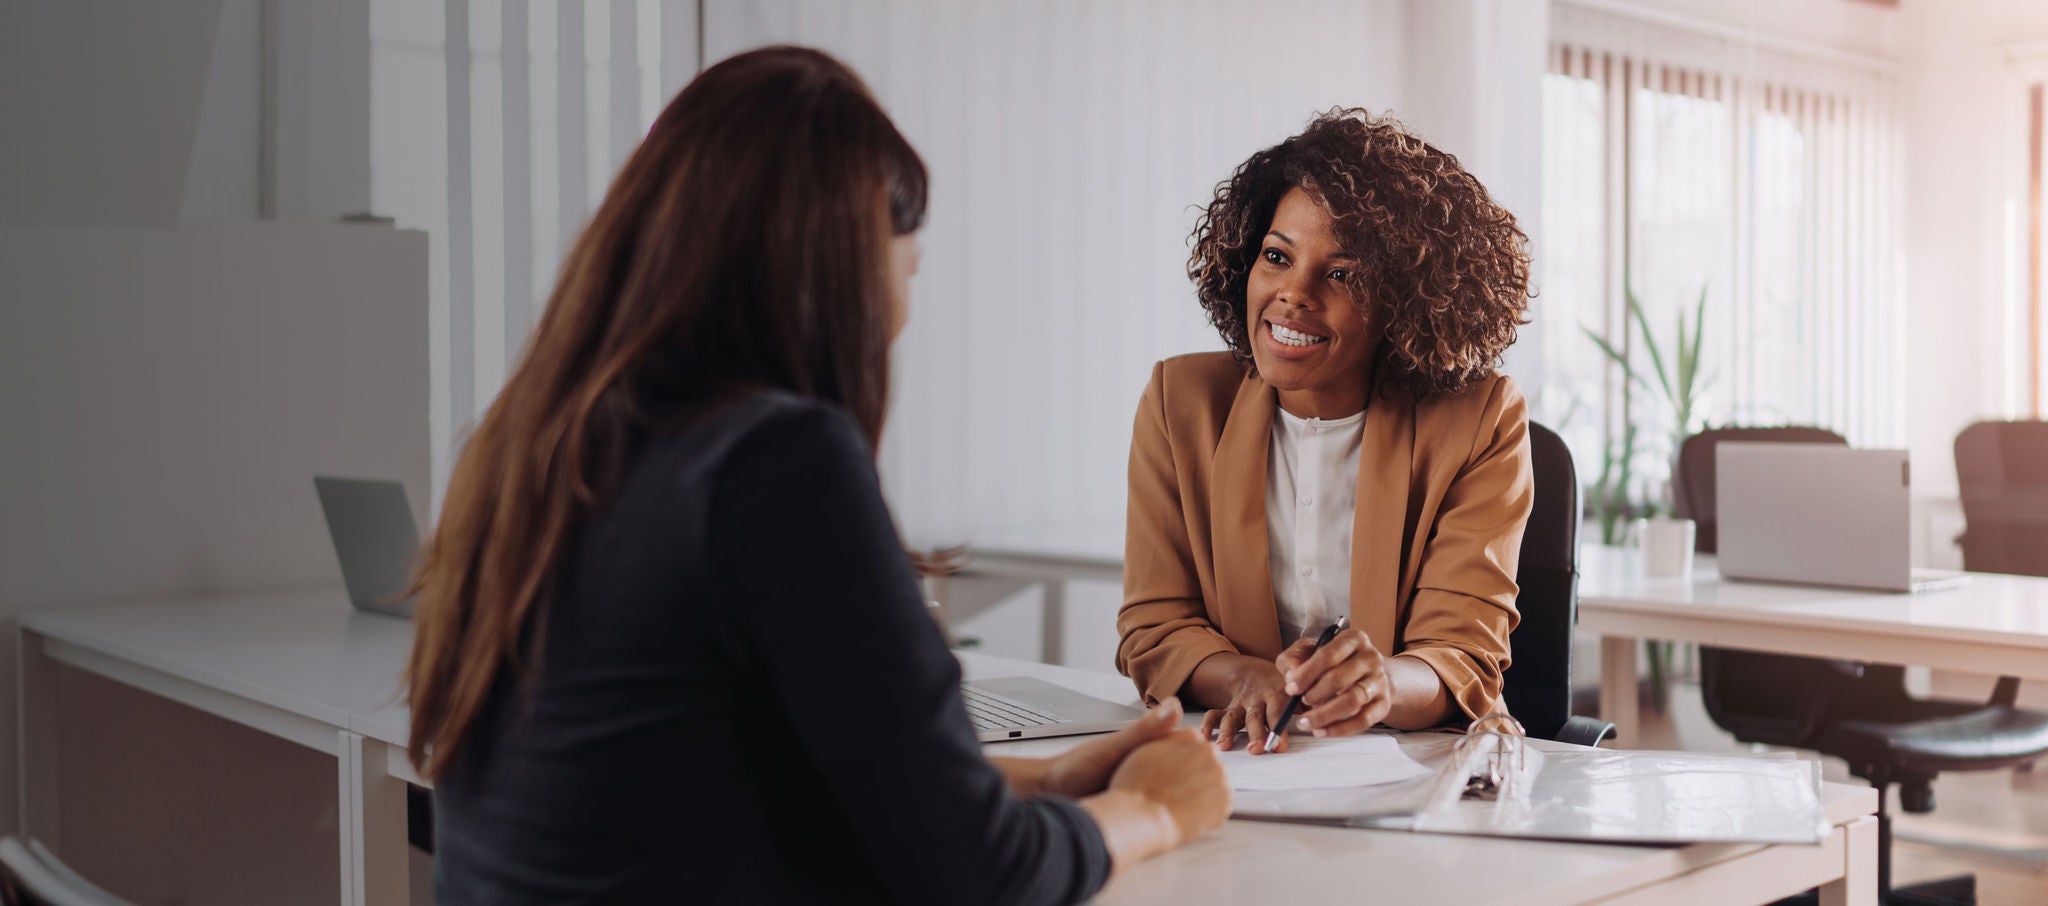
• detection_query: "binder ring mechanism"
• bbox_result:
[1455,713,1528,803]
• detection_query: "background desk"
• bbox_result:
[1578,546,2048,747]
[19,589,416,906]
[21,591,1879,905]
[964,522,1124,665]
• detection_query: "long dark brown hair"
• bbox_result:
[405,46,927,780]
[1188,109,1530,401]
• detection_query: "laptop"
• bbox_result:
[1715,444,1967,593]
[313,477,422,618]
[963,677,1147,742]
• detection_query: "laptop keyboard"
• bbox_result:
[962,685,1069,732]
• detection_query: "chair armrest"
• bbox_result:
[1993,676,2021,707]
[1555,715,1617,748]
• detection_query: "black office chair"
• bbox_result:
[1954,420,2048,578]
[1501,422,1613,747]
[1674,427,2048,905]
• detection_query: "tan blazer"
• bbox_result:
[1116,352,1532,723]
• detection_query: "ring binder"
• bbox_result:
[1415,712,1537,821]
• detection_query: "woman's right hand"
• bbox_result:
[1082,727,1230,872]
[1193,655,1296,754]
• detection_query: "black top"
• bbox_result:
[428,395,1105,906]
[432,392,1112,905]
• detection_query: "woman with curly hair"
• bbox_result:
[1117,109,1533,753]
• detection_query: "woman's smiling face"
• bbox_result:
[1245,186,1377,418]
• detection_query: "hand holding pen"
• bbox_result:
[1272,615,1397,744]
[1264,616,1348,751]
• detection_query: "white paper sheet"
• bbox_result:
[1218,734,1434,792]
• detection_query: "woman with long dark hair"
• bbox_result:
[408,46,1227,904]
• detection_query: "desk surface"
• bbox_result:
[964,653,1875,906]
[1577,546,2048,653]
[971,521,1125,567]
[21,586,414,747]
[969,524,2048,651]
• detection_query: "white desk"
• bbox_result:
[18,588,417,906]
[21,591,1879,905]
[1578,546,2048,746]
[966,522,1124,664]
[967,652,1879,905]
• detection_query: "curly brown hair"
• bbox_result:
[1188,108,1531,401]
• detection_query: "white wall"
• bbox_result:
[181,0,265,223]
[0,0,372,228]
[273,0,376,220]
[0,1,226,226]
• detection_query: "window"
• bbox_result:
[1540,5,1905,515]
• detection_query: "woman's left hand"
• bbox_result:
[1036,698,1185,797]
[1273,627,1395,738]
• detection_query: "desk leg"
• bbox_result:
[1600,635,1639,748]
[1820,815,1879,906]
[1041,581,1066,666]
[338,732,409,906]
[17,628,60,843]
[923,573,957,647]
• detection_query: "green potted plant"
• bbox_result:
[1582,280,1712,708]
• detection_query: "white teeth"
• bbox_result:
[1269,322,1328,347]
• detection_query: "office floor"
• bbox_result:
[1632,679,2048,905]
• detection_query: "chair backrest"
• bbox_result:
[1672,427,1865,744]
[1955,420,2048,577]
[1670,426,1848,553]
[0,838,132,906]
[1502,421,1577,741]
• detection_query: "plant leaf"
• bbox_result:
[1680,283,1707,406]
[1628,288,1675,406]
[1582,326,1651,392]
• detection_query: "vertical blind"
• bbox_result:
[2026,78,2046,418]
[370,0,693,510]
[371,0,1407,538]
[1541,2,1906,495]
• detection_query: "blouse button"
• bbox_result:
[1299,495,1314,507]
[1300,566,1314,577]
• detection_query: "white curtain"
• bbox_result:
[1542,1,1906,499]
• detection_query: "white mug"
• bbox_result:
[1637,517,1698,579]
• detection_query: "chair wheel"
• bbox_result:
[1899,781,1936,813]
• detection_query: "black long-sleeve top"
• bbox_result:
[432,391,1112,904]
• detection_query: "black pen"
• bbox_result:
[1265,615,1348,752]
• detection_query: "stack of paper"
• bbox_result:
[1217,734,1435,792]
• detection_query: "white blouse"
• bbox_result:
[1266,405,1366,644]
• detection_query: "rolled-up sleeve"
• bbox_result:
[1116,362,1238,704]
[1398,378,1531,723]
